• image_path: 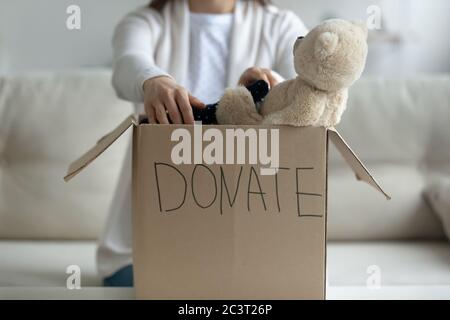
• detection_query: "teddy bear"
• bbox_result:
[215,19,369,128]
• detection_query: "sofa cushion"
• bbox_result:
[424,177,450,239]
[328,76,450,240]
[334,76,450,164]
[328,164,444,240]
[0,70,133,240]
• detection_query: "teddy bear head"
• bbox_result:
[293,19,368,92]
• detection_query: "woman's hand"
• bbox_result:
[238,67,280,89]
[143,76,205,124]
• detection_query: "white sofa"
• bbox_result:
[0,70,449,295]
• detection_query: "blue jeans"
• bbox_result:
[103,265,134,287]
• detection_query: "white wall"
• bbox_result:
[0,0,147,74]
[277,0,450,76]
[0,0,449,76]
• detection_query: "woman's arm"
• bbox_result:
[112,10,204,124]
[112,11,170,103]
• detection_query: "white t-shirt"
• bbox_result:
[187,12,234,104]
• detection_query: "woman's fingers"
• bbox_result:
[262,68,279,88]
[176,90,195,124]
[162,92,183,124]
[188,94,206,109]
[253,69,270,87]
[154,103,170,124]
[239,67,271,88]
[143,76,207,124]
[145,103,156,123]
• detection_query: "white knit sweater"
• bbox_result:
[111,0,307,105]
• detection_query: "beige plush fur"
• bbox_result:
[216,19,368,127]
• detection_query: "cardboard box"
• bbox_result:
[65,115,389,299]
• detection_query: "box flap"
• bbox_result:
[328,128,391,200]
[64,115,137,182]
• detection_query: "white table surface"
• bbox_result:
[1,286,449,300]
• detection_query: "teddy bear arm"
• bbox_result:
[216,87,263,125]
[329,90,348,126]
[217,106,262,125]
[262,92,327,126]
[261,108,301,126]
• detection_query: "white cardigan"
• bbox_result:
[111,0,308,104]
[99,0,308,278]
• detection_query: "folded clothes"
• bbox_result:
[139,80,269,125]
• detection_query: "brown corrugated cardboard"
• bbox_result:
[65,116,389,300]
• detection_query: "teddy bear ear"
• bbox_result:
[314,32,339,60]
[293,36,304,55]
